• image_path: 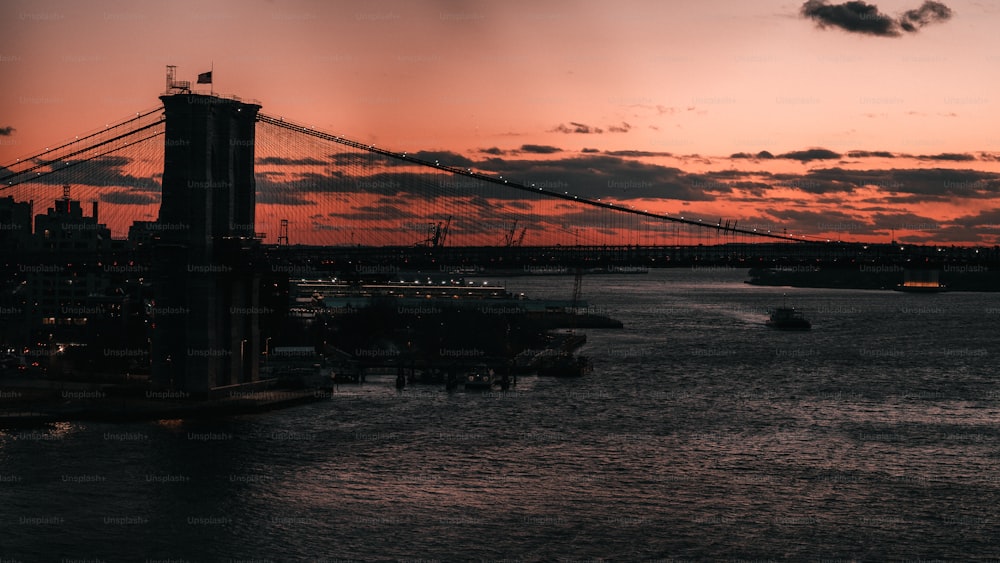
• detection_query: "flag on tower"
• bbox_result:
[197,71,212,84]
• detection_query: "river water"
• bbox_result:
[3,268,1000,561]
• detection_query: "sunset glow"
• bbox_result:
[2,0,998,245]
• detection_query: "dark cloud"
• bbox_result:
[801,0,898,36]
[327,152,392,167]
[607,122,631,133]
[326,202,416,222]
[0,126,14,136]
[551,122,603,134]
[889,168,999,197]
[98,191,159,205]
[12,155,160,191]
[870,211,942,231]
[732,151,775,159]
[478,147,505,155]
[770,208,878,235]
[604,150,673,158]
[255,187,314,206]
[847,150,896,158]
[766,167,1000,201]
[777,148,842,161]
[899,1,953,31]
[580,148,600,153]
[257,156,328,166]
[917,152,975,161]
[519,144,562,154]
[472,155,716,202]
[400,150,476,168]
[801,0,953,37]
[326,149,475,169]
[770,170,856,194]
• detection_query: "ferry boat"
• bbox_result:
[766,306,811,330]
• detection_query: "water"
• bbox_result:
[3,268,1000,561]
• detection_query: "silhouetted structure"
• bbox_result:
[29,188,113,333]
[0,196,32,251]
[150,93,267,394]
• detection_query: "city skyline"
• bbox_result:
[2,0,999,244]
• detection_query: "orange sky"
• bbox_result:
[1,0,998,245]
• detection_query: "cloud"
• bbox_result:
[899,1,953,31]
[402,150,476,168]
[917,152,975,161]
[801,0,898,35]
[780,167,1000,200]
[549,121,634,135]
[800,0,952,37]
[777,148,842,161]
[730,151,775,159]
[257,156,328,166]
[604,150,673,158]
[326,202,416,222]
[11,155,160,191]
[0,126,14,136]
[847,150,896,158]
[478,147,505,155]
[472,155,717,202]
[519,144,562,154]
[551,122,603,134]
[98,191,159,205]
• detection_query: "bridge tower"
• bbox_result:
[151,92,266,395]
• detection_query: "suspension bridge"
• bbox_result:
[0,91,816,257]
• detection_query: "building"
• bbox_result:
[27,188,113,333]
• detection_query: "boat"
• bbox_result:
[766,306,811,330]
[463,364,494,390]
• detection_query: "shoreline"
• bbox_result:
[746,267,1000,291]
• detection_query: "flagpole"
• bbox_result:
[210,61,214,96]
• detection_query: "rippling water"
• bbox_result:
[3,269,1000,561]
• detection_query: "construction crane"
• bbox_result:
[418,216,451,248]
[503,220,528,247]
